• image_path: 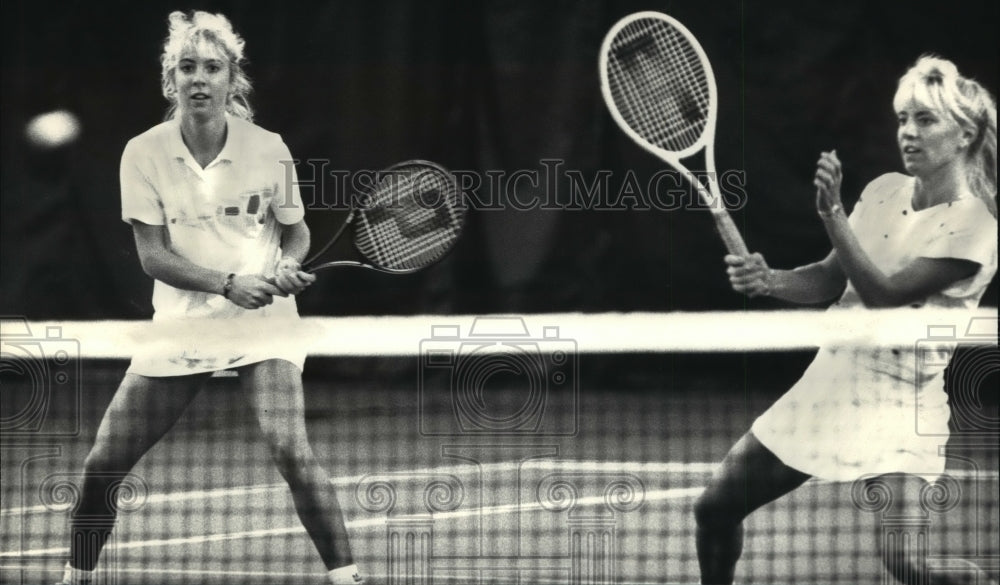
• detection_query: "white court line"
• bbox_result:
[0,484,705,559]
[0,482,286,518]
[2,461,994,560]
[0,564,318,579]
[5,459,992,518]
[0,563,644,584]
[0,460,717,518]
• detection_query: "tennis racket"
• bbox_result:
[599,11,749,256]
[302,160,465,274]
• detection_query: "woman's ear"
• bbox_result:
[959,125,977,150]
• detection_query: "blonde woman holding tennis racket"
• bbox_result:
[696,56,998,585]
[57,11,363,585]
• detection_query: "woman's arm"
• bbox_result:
[272,219,316,294]
[278,219,310,264]
[819,210,978,306]
[726,251,846,304]
[133,221,226,293]
[132,221,284,308]
[814,151,979,307]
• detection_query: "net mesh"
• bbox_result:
[1,310,997,584]
[605,16,711,153]
[353,162,465,272]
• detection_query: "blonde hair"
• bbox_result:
[894,56,997,217]
[160,11,253,122]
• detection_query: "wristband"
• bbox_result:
[222,273,236,298]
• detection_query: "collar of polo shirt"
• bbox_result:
[168,114,243,169]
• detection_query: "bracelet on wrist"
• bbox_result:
[222,273,236,299]
[761,268,776,297]
[818,203,843,219]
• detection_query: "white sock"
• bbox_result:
[61,562,94,585]
[328,563,363,584]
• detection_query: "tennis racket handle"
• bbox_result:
[307,260,367,273]
[711,210,749,256]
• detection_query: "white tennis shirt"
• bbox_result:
[120,116,310,374]
[753,172,998,481]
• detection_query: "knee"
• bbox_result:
[265,435,316,478]
[694,489,738,531]
[82,443,129,475]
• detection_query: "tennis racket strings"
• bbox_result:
[605,18,711,153]
[353,162,464,272]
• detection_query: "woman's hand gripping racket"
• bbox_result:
[302,159,465,275]
[599,11,749,256]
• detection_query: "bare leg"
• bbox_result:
[694,432,812,585]
[868,474,998,585]
[240,359,354,570]
[69,373,207,570]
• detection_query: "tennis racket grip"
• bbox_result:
[684,168,750,256]
[711,210,749,256]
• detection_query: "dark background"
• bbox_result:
[1,7,997,581]
[2,0,998,320]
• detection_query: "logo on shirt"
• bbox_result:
[219,189,272,229]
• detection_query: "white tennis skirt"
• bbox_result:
[126,315,314,376]
[752,346,951,482]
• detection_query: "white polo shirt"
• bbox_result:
[120,116,310,374]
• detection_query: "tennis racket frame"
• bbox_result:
[599,11,749,256]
